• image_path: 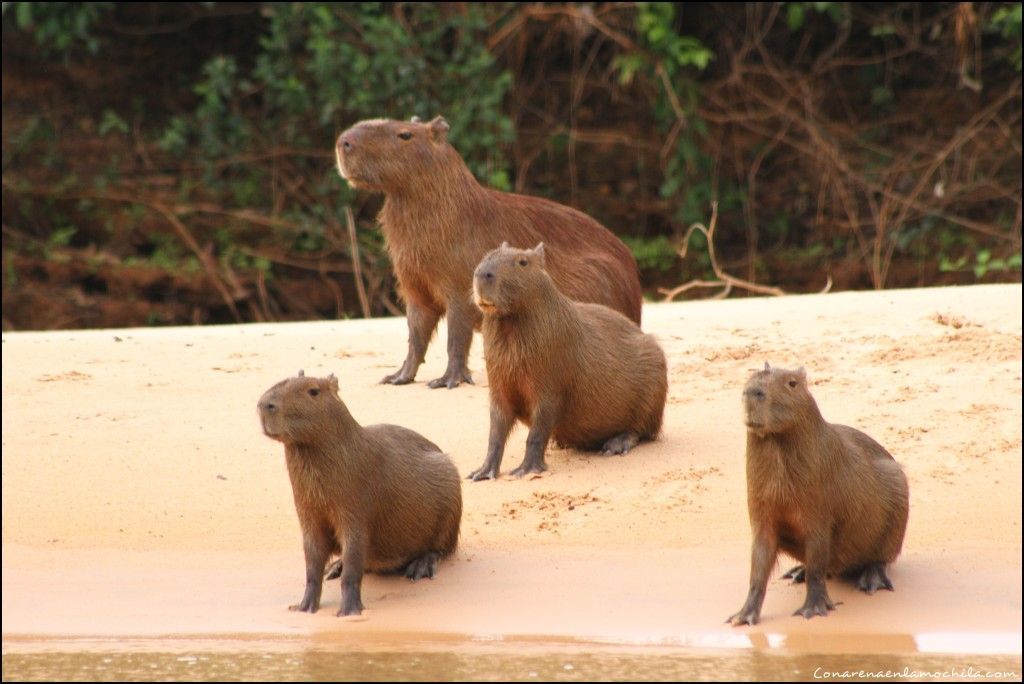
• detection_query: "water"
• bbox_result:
[3,639,1021,682]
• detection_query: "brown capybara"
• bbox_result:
[335,115,642,389]
[727,364,910,625]
[257,371,462,617]
[467,243,666,480]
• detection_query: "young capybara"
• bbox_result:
[727,364,910,625]
[335,115,642,389]
[257,371,462,616]
[467,243,667,480]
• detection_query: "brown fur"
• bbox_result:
[257,372,462,616]
[728,364,910,625]
[335,116,642,389]
[467,244,666,480]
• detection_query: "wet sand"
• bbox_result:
[2,284,1021,678]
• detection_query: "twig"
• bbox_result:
[345,206,371,318]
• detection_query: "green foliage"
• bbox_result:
[623,235,678,273]
[3,2,111,56]
[988,3,1022,71]
[784,2,844,31]
[940,250,1022,279]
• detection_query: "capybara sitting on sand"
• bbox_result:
[335,115,642,389]
[258,371,462,616]
[467,243,666,480]
[728,364,909,625]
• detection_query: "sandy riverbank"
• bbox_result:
[2,284,1021,671]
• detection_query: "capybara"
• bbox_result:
[727,364,910,625]
[335,115,642,389]
[467,243,666,480]
[257,371,462,616]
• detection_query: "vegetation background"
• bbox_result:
[2,2,1020,329]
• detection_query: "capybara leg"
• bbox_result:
[601,432,639,455]
[793,536,835,619]
[290,531,330,613]
[855,563,894,594]
[324,558,343,581]
[403,552,440,581]
[383,303,440,385]
[782,565,806,583]
[728,527,778,626]
[427,297,477,389]
[511,405,555,478]
[469,403,514,481]
[338,533,367,617]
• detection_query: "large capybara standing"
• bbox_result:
[728,364,910,625]
[467,243,666,480]
[258,371,462,616]
[335,115,642,389]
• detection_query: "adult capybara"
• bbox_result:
[335,115,642,389]
[727,364,910,625]
[467,243,666,480]
[258,371,462,616]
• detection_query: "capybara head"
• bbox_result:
[743,363,818,436]
[335,116,453,192]
[473,242,552,316]
[258,371,343,443]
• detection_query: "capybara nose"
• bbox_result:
[338,135,353,153]
[476,270,494,283]
[260,400,277,414]
[744,388,765,401]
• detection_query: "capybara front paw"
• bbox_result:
[510,460,547,478]
[404,552,439,581]
[781,565,806,583]
[794,593,835,619]
[427,368,473,389]
[338,600,364,617]
[381,369,415,385]
[468,464,499,481]
[289,598,319,613]
[325,559,343,581]
[727,607,760,626]
[855,564,893,594]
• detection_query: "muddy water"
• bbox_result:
[3,639,1021,682]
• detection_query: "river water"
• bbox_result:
[3,638,1021,681]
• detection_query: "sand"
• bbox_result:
[2,284,1021,665]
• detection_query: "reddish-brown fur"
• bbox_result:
[467,244,666,480]
[728,364,910,625]
[258,372,462,616]
[335,116,642,389]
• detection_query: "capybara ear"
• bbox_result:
[501,240,510,249]
[298,369,305,377]
[796,366,807,381]
[428,116,450,142]
[328,374,339,393]
[410,115,422,124]
[763,362,771,372]
[533,242,546,266]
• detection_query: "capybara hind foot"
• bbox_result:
[403,552,439,580]
[601,432,640,455]
[794,589,835,619]
[855,563,894,594]
[782,565,806,583]
[427,368,474,390]
[325,559,343,581]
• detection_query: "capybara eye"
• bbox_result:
[787,379,798,388]
[398,132,412,141]
[518,259,528,267]
[308,388,320,397]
